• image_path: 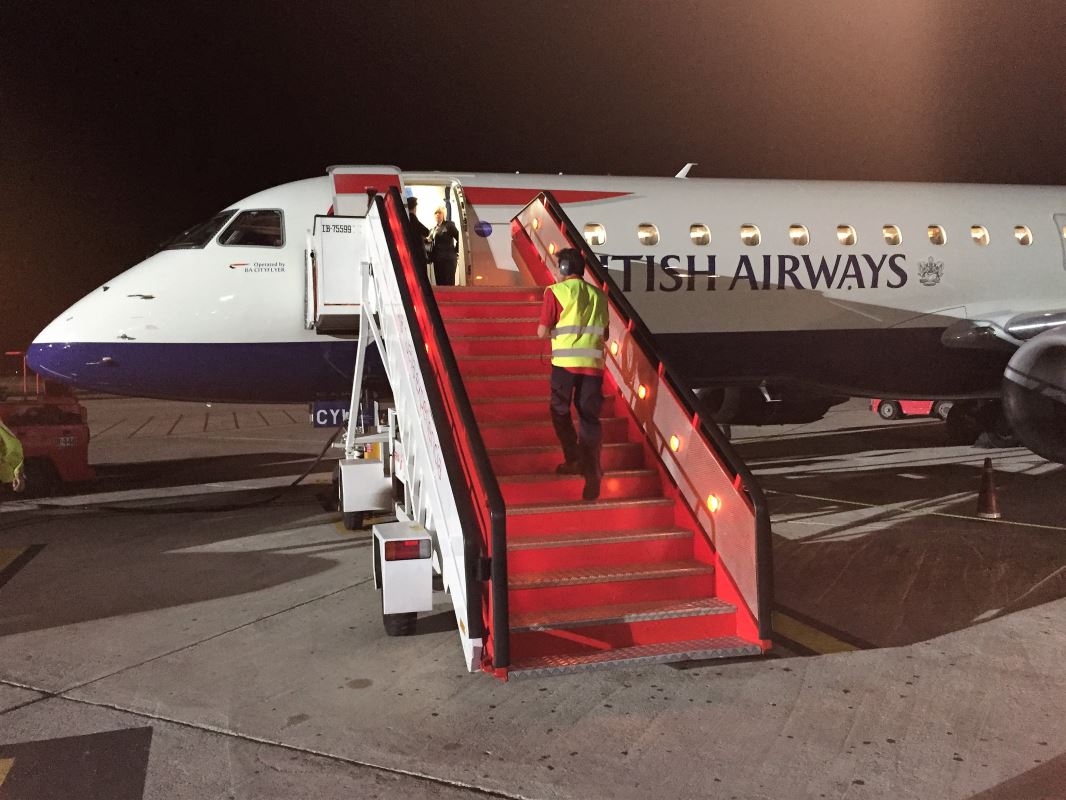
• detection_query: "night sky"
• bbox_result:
[2,1,1065,355]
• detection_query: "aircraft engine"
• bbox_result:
[695,386,846,426]
[1001,327,1066,463]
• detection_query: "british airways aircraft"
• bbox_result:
[28,166,1066,462]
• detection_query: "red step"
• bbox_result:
[507,526,693,572]
[458,355,552,376]
[445,318,540,337]
[499,469,661,504]
[510,612,740,661]
[489,442,645,475]
[506,496,675,536]
[435,286,543,303]
[450,336,549,357]
[507,560,715,614]
[507,636,761,678]
[464,374,548,399]
[438,301,541,320]
[472,394,617,422]
[479,417,629,448]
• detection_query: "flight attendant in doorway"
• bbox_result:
[427,205,460,286]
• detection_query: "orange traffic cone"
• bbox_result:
[977,457,1001,520]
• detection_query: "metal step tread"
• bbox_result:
[488,442,641,456]
[510,597,735,632]
[500,469,655,484]
[439,302,542,310]
[458,354,545,362]
[435,286,542,296]
[481,416,626,431]
[508,636,762,678]
[507,496,672,515]
[445,316,541,323]
[472,394,612,405]
[465,373,551,382]
[508,526,691,551]
[451,335,545,341]
[509,560,713,590]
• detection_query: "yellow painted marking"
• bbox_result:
[0,757,14,786]
[0,548,26,574]
[773,611,858,655]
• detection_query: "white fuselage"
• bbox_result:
[28,169,1066,402]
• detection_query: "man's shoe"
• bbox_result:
[582,476,601,501]
[555,461,582,475]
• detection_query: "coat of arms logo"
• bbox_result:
[917,257,944,287]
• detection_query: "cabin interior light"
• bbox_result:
[706,494,721,513]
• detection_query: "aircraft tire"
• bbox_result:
[383,611,417,636]
[877,400,902,420]
[932,401,953,421]
[946,401,981,445]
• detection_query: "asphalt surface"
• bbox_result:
[1,397,1064,799]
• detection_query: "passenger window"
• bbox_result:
[583,223,606,246]
[836,225,857,246]
[1014,225,1033,246]
[740,224,761,246]
[689,224,711,246]
[789,225,809,246]
[927,225,947,246]
[218,209,285,247]
[637,223,659,246]
[882,225,902,246]
[971,226,990,246]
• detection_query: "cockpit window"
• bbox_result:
[161,209,237,250]
[217,209,285,247]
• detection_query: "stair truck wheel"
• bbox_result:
[946,401,981,444]
[877,400,902,420]
[383,611,418,636]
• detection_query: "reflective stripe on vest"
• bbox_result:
[549,279,609,371]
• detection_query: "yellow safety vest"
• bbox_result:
[549,279,609,371]
[0,420,24,484]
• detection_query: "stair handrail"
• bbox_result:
[375,188,511,670]
[529,191,774,641]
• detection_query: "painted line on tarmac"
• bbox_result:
[0,474,332,513]
[0,545,45,590]
[771,607,873,655]
[766,489,1066,533]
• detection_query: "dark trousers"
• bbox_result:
[433,256,457,286]
[550,366,603,470]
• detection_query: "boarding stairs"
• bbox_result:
[309,168,773,678]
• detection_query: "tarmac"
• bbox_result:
[1,396,1065,799]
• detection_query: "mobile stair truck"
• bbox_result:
[304,166,773,679]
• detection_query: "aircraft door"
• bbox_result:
[1056,214,1066,270]
[449,181,472,286]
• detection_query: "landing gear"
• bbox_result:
[931,400,954,421]
[946,400,1018,447]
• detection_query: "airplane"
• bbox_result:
[27,165,1066,463]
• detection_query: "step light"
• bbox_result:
[706,494,721,513]
[532,218,540,230]
[385,539,432,561]
[637,384,648,400]
[669,435,681,452]
[548,242,557,255]
[609,340,619,356]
